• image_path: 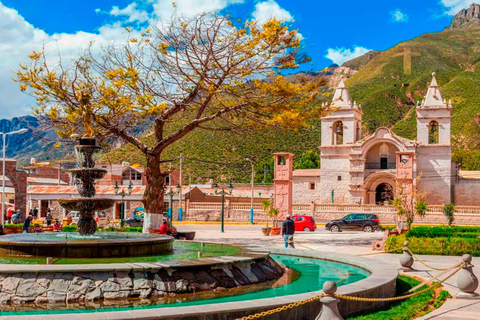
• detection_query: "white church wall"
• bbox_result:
[292,176,322,203]
[416,146,452,204]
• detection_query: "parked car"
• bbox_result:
[325,214,380,232]
[292,215,317,232]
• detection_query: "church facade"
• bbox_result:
[293,73,459,206]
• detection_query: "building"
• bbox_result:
[292,73,479,206]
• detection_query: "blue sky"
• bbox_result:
[0,0,474,118]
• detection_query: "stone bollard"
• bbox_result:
[399,241,414,270]
[456,254,479,298]
[316,281,343,320]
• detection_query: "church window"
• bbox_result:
[337,175,342,181]
[277,156,286,165]
[429,121,439,144]
[379,143,389,157]
[333,121,344,145]
[309,182,315,190]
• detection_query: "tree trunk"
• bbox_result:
[142,154,165,233]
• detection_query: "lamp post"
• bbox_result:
[214,181,233,233]
[163,185,174,226]
[245,158,254,224]
[114,182,133,227]
[176,184,182,221]
[1,128,28,227]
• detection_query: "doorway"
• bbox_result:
[375,183,393,204]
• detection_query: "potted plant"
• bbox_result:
[261,200,272,236]
[269,207,281,235]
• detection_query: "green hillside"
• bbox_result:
[103,25,480,181]
[347,27,480,147]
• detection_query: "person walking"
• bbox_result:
[46,212,53,227]
[281,214,295,249]
[23,216,33,233]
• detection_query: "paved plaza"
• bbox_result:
[177,223,480,319]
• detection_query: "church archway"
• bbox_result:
[375,183,394,205]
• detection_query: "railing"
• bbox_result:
[313,204,397,214]
[365,162,396,170]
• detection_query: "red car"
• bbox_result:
[292,215,317,232]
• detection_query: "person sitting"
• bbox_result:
[34,224,42,233]
[159,221,176,236]
[53,220,62,232]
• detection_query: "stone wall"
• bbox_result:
[453,178,480,206]
[292,177,321,204]
[0,255,284,306]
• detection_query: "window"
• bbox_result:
[344,214,355,221]
[428,121,439,144]
[337,175,342,181]
[165,176,170,184]
[277,156,286,165]
[297,216,305,221]
[333,121,344,145]
[309,182,315,190]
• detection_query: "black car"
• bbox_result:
[325,214,380,232]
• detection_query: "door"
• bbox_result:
[342,214,356,230]
[380,157,388,169]
[294,216,306,231]
[351,214,366,230]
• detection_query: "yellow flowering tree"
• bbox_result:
[16,12,327,231]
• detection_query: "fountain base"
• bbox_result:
[0,233,174,258]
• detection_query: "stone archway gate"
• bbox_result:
[1,159,27,218]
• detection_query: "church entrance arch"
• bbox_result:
[375,183,394,205]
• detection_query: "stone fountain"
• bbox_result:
[58,137,114,235]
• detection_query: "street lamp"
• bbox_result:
[1,128,28,227]
[163,185,174,226]
[214,181,233,233]
[245,158,254,224]
[114,181,133,227]
[176,184,182,221]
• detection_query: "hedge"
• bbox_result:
[386,234,480,256]
[407,226,480,238]
[62,225,78,232]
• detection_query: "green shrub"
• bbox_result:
[4,224,23,228]
[407,226,480,238]
[97,226,143,233]
[62,225,77,232]
[386,234,480,256]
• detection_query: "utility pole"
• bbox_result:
[178,153,183,221]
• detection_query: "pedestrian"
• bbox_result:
[32,207,38,219]
[23,216,33,233]
[281,214,295,249]
[6,208,12,224]
[46,212,53,227]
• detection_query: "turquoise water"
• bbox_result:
[0,254,370,316]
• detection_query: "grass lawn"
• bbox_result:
[347,275,450,320]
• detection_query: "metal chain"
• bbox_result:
[235,262,465,320]
[406,248,452,271]
[355,247,403,256]
[235,294,325,320]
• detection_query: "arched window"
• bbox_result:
[428,121,439,144]
[333,121,344,145]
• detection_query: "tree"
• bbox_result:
[294,149,319,169]
[442,203,456,226]
[261,199,272,227]
[392,178,428,231]
[16,12,327,231]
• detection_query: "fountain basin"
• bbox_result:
[69,168,108,180]
[0,233,174,258]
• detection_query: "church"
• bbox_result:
[290,73,476,206]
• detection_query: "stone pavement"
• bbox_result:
[177,223,480,319]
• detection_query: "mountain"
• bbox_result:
[0,116,71,165]
[346,11,480,151]
[447,3,480,29]
[6,9,480,177]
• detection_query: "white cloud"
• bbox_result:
[441,0,472,15]
[109,3,149,23]
[153,0,244,21]
[390,9,409,23]
[0,0,247,118]
[325,46,372,65]
[252,0,293,24]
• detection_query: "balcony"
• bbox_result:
[365,162,396,170]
